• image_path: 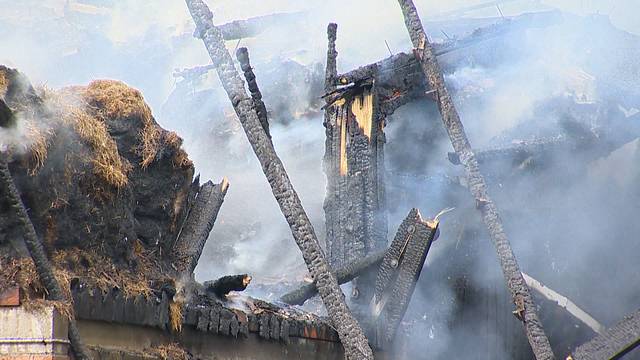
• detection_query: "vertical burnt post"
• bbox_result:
[322,25,388,307]
[395,0,554,359]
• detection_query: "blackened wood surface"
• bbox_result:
[572,308,640,360]
[372,209,436,349]
[279,250,386,305]
[171,180,228,275]
[183,2,373,358]
[396,1,554,359]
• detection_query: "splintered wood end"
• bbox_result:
[220,176,230,192]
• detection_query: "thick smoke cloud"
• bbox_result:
[1,1,639,358]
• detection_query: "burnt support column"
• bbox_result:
[171,178,229,276]
[322,25,388,307]
[183,3,373,358]
[396,1,554,358]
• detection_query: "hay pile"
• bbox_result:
[0,66,197,284]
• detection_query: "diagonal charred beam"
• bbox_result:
[279,249,386,306]
[396,1,555,359]
[570,308,640,360]
[371,208,438,349]
[217,12,301,40]
[0,159,90,359]
[171,178,229,276]
[184,2,374,358]
[236,47,270,139]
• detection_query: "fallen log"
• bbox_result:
[171,178,229,276]
[236,47,270,139]
[0,158,90,359]
[184,2,373,358]
[279,250,386,306]
[396,1,555,358]
[370,208,438,349]
[205,274,252,298]
[570,308,640,360]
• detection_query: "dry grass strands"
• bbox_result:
[50,248,156,299]
[164,131,193,169]
[44,88,132,188]
[83,80,160,168]
[169,300,184,332]
[0,69,7,98]
[154,343,190,360]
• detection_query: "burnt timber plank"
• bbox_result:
[571,309,640,360]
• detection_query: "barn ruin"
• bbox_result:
[1,0,640,359]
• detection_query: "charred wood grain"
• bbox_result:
[204,274,251,298]
[279,249,386,305]
[0,159,90,359]
[371,209,436,349]
[184,2,373,358]
[396,1,554,358]
[171,179,228,275]
[236,47,270,139]
[571,308,640,360]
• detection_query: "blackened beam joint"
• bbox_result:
[171,178,229,275]
[370,208,438,350]
[279,250,386,306]
[236,47,270,139]
[570,308,640,360]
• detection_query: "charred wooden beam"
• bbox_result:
[447,136,570,166]
[236,47,270,139]
[0,159,90,359]
[396,1,555,359]
[184,2,373,358]
[570,308,640,360]
[279,249,386,306]
[205,274,252,298]
[217,12,301,40]
[171,178,229,275]
[370,208,438,349]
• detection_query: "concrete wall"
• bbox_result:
[0,305,70,360]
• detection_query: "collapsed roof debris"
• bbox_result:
[1,1,640,359]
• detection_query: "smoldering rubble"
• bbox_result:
[0,1,639,360]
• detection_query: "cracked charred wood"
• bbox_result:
[447,136,570,166]
[396,1,555,359]
[236,47,270,139]
[279,249,386,306]
[370,208,437,349]
[0,159,90,360]
[205,274,252,298]
[217,12,301,40]
[171,178,229,276]
[184,2,374,358]
[570,308,640,360]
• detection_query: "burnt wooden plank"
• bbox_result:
[571,308,640,360]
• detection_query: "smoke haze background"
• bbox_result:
[1,0,639,358]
